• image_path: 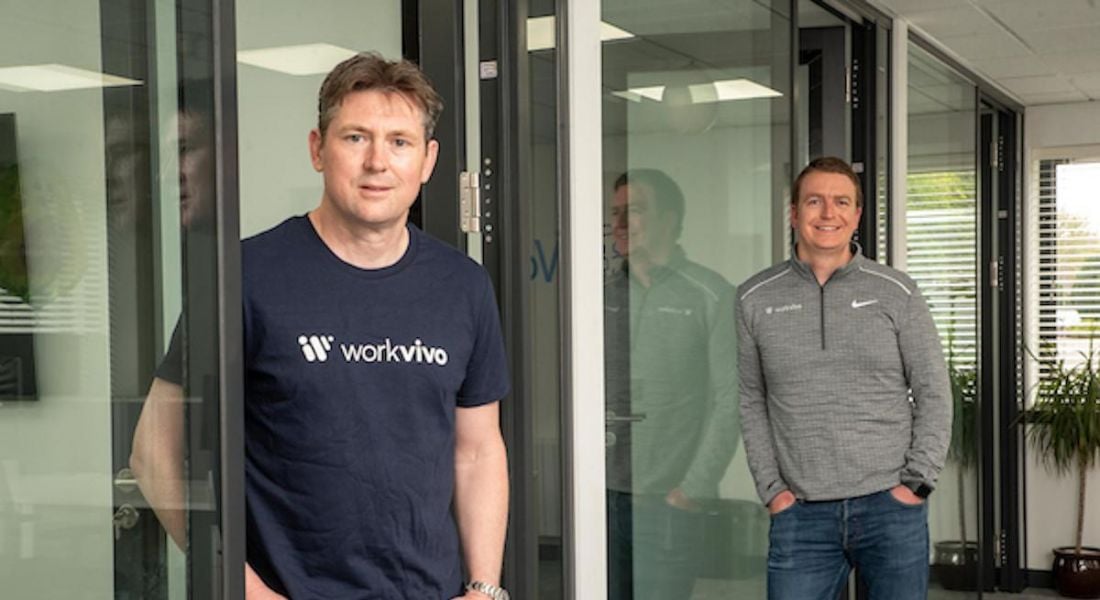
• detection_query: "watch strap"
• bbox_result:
[904,481,933,499]
[466,580,510,600]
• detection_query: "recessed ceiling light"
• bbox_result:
[611,85,665,103]
[706,79,783,102]
[0,64,140,92]
[527,16,635,52]
[612,79,782,104]
[237,43,359,76]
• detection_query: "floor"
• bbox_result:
[537,556,1065,599]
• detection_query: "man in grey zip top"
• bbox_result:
[737,156,952,599]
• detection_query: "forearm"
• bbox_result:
[454,432,509,585]
[737,309,787,505]
[899,292,953,486]
[739,392,787,505]
[130,377,187,549]
[681,389,738,498]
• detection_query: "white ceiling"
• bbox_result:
[871,0,1100,106]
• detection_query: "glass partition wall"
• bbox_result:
[600,1,790,597]
[0,1,233,598]
[906,42,981,598]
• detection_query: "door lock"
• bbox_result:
[113,504,140,540]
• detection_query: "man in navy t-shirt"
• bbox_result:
[132,53,511,599]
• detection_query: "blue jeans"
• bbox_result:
[767,489,929,600]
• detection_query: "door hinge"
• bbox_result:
[460,171,481,233]
[845,64,852,105]
[990,259,999,289]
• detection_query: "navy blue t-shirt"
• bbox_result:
[242,216,510,599]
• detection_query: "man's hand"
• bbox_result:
[665,487,701,512]
[246,563,287,600]
[890,484,925,506]
[768,490,797,515]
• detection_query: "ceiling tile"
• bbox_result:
[974,0,1100,33]
[878,0,967,13]
[933,31,1033,61]
[1037,51,1100,76]
[998,74,1078,95]
[971,55,1050,79]
[1023,24,1100,54]
[905,6,1000,38]
[1068,72,1100,91]
[1015,90,1089,105]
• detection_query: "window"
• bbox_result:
[1032,155,1100,382]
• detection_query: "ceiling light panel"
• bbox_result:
[0,64,140,92]
[237,43,359,76]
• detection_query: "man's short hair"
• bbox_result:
[791,156,863,209]
[614,169,686,239]
[317,52,444,141]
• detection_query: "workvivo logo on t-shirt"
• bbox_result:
[297,334,449,366]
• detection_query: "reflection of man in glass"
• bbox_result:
[127,92,218,553]
[737,157,951,599]
[605,169,738,599]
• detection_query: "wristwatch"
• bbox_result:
[466,580,510,600]
[905,481,933,499]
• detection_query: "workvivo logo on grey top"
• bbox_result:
[298,334,450,366]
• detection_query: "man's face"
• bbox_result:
[309,89,439,232]
[790,171,861,257]
[178,112,213,229]
[610,182,673,258]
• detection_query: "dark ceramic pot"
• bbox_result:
[933,541,979,591]
[1053,547,1100,599]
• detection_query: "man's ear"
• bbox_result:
[789,202,798,229]
[308,129,324,172]
[420,138,440,184]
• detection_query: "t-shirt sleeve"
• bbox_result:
[154,318,184,385]
[456,270,510,407]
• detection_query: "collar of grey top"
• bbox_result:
[787,241,865,284]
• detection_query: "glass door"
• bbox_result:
[600,1,791,597]
[905,41,981,599]
[0,1,237,598]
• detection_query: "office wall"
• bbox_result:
[0,2,114,598]
[1023,101,1100,571]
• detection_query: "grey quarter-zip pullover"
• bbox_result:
[736,248,952,505]
[605,247,739,499]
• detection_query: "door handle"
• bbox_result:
[114,467,138,494]
[605,411,646,424]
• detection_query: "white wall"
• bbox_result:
[1023,101,1100,570]
[0,2,115,597]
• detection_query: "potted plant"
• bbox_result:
[933,340,979,591]
[1019,341,1100,598]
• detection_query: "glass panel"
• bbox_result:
[234,0,402,237]
[0,1,224,598]
[524,0,565,597]
[875,25,890,265]
[797,0,851,165]
[906,42,979,598]
[601,1,791,597]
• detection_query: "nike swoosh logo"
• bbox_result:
[851,299,879,309]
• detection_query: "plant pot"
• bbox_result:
[933,540,979,591]
[1053,547,1100,599]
